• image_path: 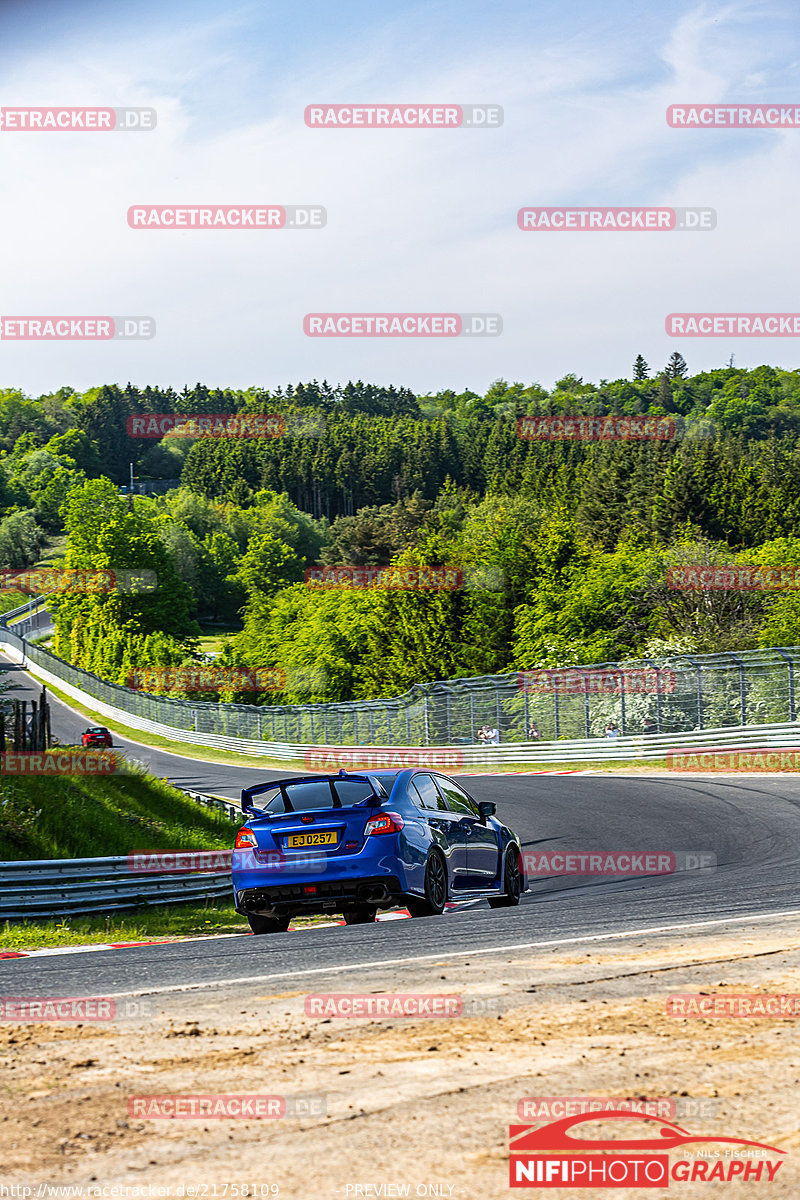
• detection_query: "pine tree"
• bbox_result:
[665,352,688,380]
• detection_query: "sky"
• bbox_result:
[1,0,799,397]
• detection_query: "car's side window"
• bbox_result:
[435,777,479,817]
[411,774,447,811]
[409,780,426,810]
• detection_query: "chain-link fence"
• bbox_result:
[1,620,799,747]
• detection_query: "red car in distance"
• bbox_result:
[81,726,113,748]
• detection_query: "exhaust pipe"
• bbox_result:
[357,883,389,903]
[244,895,285,916]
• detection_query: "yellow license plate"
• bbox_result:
[285,831,338,848]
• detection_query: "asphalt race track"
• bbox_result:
[2,653,799,1000]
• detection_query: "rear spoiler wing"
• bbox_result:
[240,770,389,817]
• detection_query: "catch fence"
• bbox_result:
[2,617,799,748]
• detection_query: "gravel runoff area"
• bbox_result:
[0,913,797,1198]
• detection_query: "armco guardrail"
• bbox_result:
[178,788,240,822]
[0,854,232,919]
[0,594,53,640]
[4,600,800,746]
[0,600,30,627]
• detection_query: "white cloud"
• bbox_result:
[0,0,797,395]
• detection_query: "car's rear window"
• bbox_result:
[258,779,376,813]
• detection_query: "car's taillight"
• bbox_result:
[235,828,257,849]
[364,812,405,836]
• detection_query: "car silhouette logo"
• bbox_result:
[510,1111,785,1154]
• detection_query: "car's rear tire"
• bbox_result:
[407,851,448,917]
[342,906,377,925]
[247,912,291,934]
[488,845,522,908]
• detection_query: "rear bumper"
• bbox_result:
[235,874,404,916]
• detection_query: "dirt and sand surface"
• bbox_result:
[0,915,797,1199]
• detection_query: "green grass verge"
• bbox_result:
[0,769,239,860]
[461,758,669,773]
[0,899,345,949]
[196,624,240,656]
[0,591,28,617]
[0,898,246,949]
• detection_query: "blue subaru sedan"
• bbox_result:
[232,768,525,933]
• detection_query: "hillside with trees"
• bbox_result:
[3,358,800,702]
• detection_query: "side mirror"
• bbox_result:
[478,801,496,821]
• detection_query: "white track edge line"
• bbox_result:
[98,907,800,1000]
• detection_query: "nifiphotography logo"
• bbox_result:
[509,1112,786,1187]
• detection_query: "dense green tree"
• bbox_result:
[53,479,199,677]
[0,510,44,568]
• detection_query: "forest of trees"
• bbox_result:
[3,358,800,703]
